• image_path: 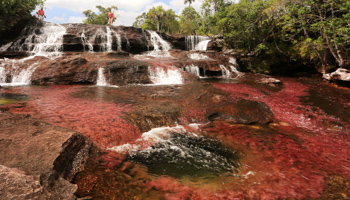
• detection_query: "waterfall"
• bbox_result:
[115,30,122,51]
[186,36,211,51]
[183,65,201,77]
[81,30,94,52]
[0,63,38,86]
[97,68,108,86]
[219,65,231,79]
[106,27,113,52]
[149,66,183,85]
[0,42,13,52]
[229,57,243,77]
[9,22,66,58]
[147,30,171,51]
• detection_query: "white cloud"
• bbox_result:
[51,16,65,22]
[67,16,87,23]
[42,0,208,26]
[45,0,155,13]
[114,10,140,26]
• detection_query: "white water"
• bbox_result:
[188,53,211,60]
[183,64,201,77]
[229,57,243,78]
[115,30,122,51]
[195,40,211,51]
[219,65,231,79]
[149,66,183,85]
[186,36,211,51]
[0,62,38,86]
[108,124,201,154]
[147,30,171,51]
[9,22,66,58]
[81,30,94,52]
[0,42,13,52]
[96,68,108,86]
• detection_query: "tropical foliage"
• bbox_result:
[0,0,45,29]
[134,0,350,72]
[83,5,118,25]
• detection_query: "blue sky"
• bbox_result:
[34,0,204,26]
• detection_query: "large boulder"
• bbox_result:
[0,111,98,199]
[207,99,275,124]
[323,68,350,86]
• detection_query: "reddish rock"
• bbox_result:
[0,111,98,199]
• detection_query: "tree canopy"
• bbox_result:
[83,5,118,25]
[133,5,180,34]
[0,0,45,29]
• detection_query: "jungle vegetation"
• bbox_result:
[134,0,350,73]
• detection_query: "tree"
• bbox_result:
[184,0,195,5]
[200,0,232,35]
[280,0,350,71]
[83,5,118,25]
[0,0,46,30]
[147,6,166,32]
[133,12,147,28]
[133,6,180,34]
[179,6,201,35]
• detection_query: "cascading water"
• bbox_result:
[183,64,201,77]
[219,65,231,79]
[115,29,122,51]
[148,66,183,85]
[0,62,38,86]
[147,30,171,51]
[81,30,94,52]
[140,30,172,58]
[0,42,13,52]
[9,22,66,58]
[186,36,211,51]
[96,68,108,86]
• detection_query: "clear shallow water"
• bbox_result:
[125,132,240,179]
[0,93,27,105]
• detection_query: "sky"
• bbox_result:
[35,0,205,26]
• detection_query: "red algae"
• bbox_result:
[3,85,141,149]
[205,77,350,199]
[1,76,350,199]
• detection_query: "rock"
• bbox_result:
[0,165,46,200]
[0,111,98,199]
[0,51,29,59]
[207,99,275,124]
[323,68,350,83]
[258,77,282,86]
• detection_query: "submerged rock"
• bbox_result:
[207,99,275,124]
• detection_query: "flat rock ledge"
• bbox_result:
[0,111,98,200]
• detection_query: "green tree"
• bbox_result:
[133,12,147,28]
[179,6,201,35]
[184,0,195,5]
[83,5,118,25]
[133,6,180,34]
[200,0,232,35]
[280,0,350,71]
[147,6,166,32]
